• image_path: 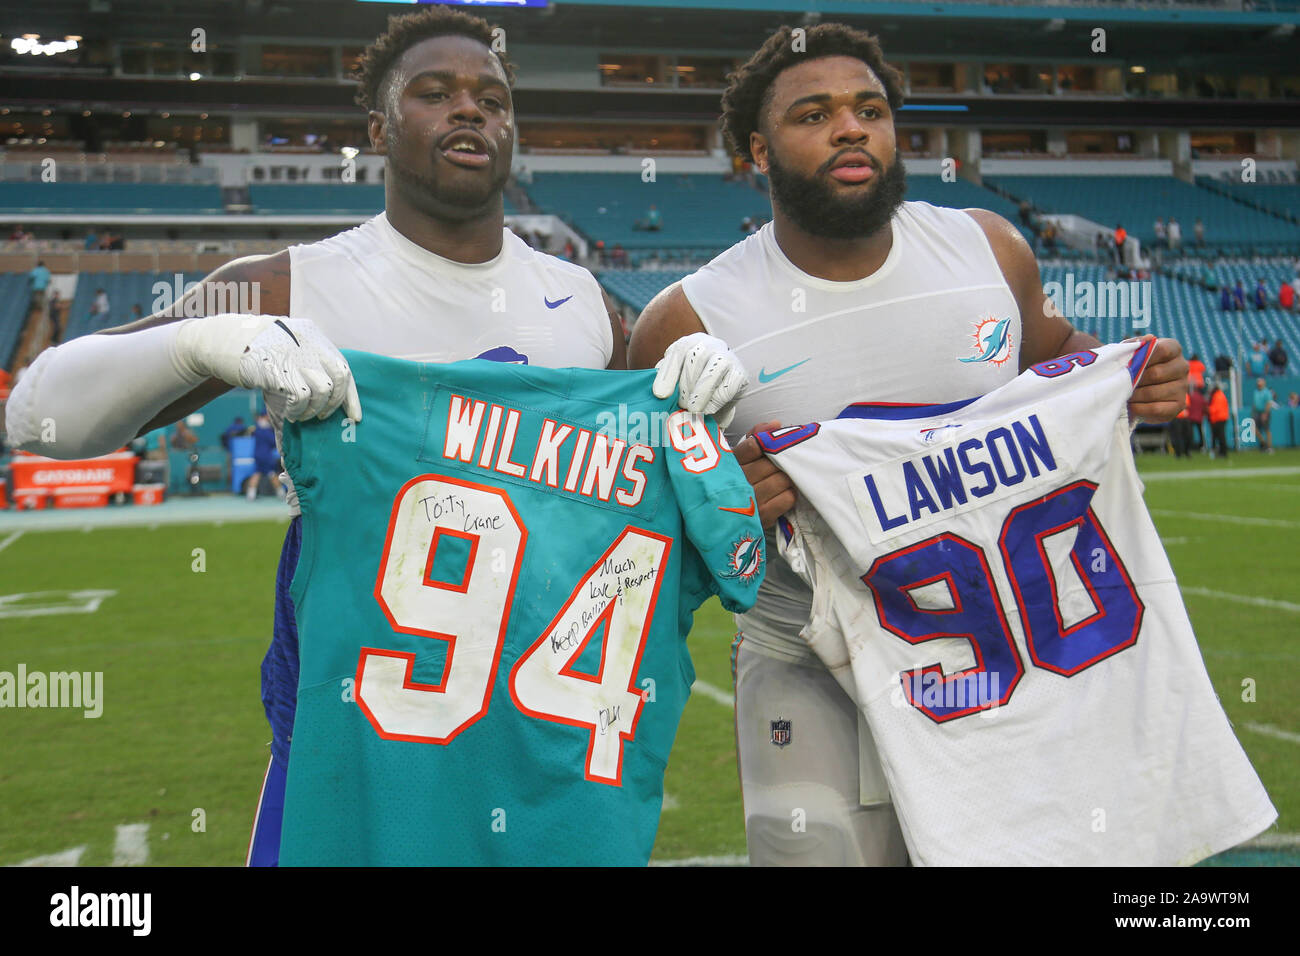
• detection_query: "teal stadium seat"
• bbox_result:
[0,183,223,216]
[0,273,33,369]
[61,271,206,341]
[988,175,1300,254]
[249,184,515,215]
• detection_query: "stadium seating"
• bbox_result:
[61,271,205,341]
[1196,177,1300,225]
[524,173,767,253]
[987,175,1300,254]
[597,269,691,313]
[0,273,33,370]
[249,183,516,215]
[0,183,224,216]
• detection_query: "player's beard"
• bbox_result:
[386,129,510,221]
[766,145,907,240]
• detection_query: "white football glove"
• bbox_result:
[652,332,747,430]
[176,314,362,423]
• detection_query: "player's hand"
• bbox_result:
[733,420,796,529]
[652,332,747,429]
[177,314,362,423]
[1127,335,1188,424]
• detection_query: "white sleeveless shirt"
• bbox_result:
[681,200,1021,659]
[275,212,612,514]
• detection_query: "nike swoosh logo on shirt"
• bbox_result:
[758,359,810,383]
[718,497,756,516]
[544,295,574,309]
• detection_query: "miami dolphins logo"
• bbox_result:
[959,316,1013,366]
[723,534,764,583]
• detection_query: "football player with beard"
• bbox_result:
[629,22,1189,866]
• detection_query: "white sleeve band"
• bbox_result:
[4,322,206,460]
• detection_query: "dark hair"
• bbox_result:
[720,23,904,163]
[353,6,515,113]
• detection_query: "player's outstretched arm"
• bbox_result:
[4,251,360,460]
[965,208,1188,423]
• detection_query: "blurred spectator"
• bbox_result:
[1170,391,1192,458]
[28,260,50,312]
[1200,261,1217,290]
[1254,278,1268,310]
[1269,339,1288,375]
[1153,218,1166,248]
[1167,217,1181,251]
[610,244,627,267]
[131,304,144,321]
[1289,392,1300,408]
[1193,218,1205,247]
[561,239,575,261]
[1219,285,1233,311]
[636,205,662,232]
[1282,278,1296,311]
[48,289,63,341]
[1248,342,1267,379]
[109,232,125,251]
[220,416,250,452]
[1187,354,1206,390]
[1232,280,1246,311]
[1207,381,1230,459]
[1112,224,1126,264]
[90,288,110,322]
[9,224,25,242]
[741,215,755,233]
[0,366,10,400]
[170,420,199,450]
[1186,382,1206,452]
[130,425,168,460]
[248,412,285,501]
[1213,353,1233,374]
[1041,222,1058,253]
[1252,378,1276,454]
[83,229,98,251]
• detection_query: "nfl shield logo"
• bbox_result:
[770,718,792,748]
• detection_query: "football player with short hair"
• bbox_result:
[629,21,1190,866]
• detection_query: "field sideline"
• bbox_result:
[1,450,1297,866]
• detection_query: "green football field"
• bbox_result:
[1,449,1297,866]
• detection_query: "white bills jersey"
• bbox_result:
[757,340,1276,865]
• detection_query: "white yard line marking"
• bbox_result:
[1244,722,1300,745]
[691,679,734,708]
[1181,586,1300,614]
[661,793,680,811]
[1141,466,1300,482]
[1245,832,1300,848]
[651,854,749,867]
[111,823,150,866]
[0,531,23,554]
[1149,509,1300,530]
[1159,536,1191,545]
[9,846,87,867]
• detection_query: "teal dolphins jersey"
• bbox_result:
[278,352,764,865]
